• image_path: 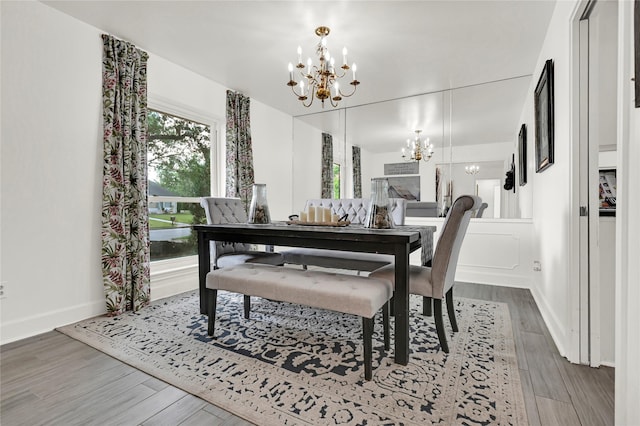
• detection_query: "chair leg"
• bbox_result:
[446,288,458,332]
[362,316,374,381]
[207,289,218,336]
[433,299,449,353]
[382,302,390,351]
[243,295,251,319]
[422,296,433,316]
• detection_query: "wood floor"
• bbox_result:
[1,283,614,425]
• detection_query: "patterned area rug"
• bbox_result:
[58,290,527,425]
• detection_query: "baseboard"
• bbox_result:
[0,299,106,345]
[529,285,567,358]
[455,269,532,288]
[1,264,200,346]
[150,264,199,301]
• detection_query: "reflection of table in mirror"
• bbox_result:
[193,222,435,365]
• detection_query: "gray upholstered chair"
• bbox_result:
[200,197,284,269]
[475,202,488,218]
[369,195,481,353]
[281,198,407,272]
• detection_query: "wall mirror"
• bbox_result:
[293,75,533,219]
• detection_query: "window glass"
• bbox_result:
[148,110,211,261]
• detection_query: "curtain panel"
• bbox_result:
[352,146,362,198]
[321,133,333,198]
[225,91,255,212]
[100,34,150,315]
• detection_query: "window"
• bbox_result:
[333,163,341,198]
[147,109,212,261]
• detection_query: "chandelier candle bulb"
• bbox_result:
[342,47,347,65]
[288,63,294,82]
[352,63,357,81]
[297,46,302,64]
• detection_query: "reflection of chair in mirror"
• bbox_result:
[200,197,284,269]
[475,202,488,218]
[370,195,481,353]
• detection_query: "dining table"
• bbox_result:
[193,222,435,366]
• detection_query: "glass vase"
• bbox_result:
[248,183,271,224]
[364,178,394,229]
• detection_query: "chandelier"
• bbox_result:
[402,130,434,162]
[465,165,480,175]
[287,26,360,108]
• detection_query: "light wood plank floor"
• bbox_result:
[1,283,614,425]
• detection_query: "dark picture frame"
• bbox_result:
[534,59,554,172]
[518,124,527,186]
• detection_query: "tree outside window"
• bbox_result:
[147,110,211,261]
[333,163,341,199]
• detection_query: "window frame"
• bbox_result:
[146,94,221,276]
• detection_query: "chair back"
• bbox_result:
[475,202,488,218]
[200,197,252,258]
[304,198,407,225]
[431,195,482,298]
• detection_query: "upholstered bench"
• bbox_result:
[281,198,407,272]
[206,263,393,380]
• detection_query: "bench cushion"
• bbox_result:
[206,264,393,319]
[281,248,392,272]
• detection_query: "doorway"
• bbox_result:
[475,178,501,218]
[577,0,618,367]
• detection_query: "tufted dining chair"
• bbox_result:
[200,197,284,269]
[369,195,481,353]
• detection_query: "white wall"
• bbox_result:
[250,102,293,221]
[1,1,105,345]
[0,1,293,344]
[292,118,322,210]
[615,0,640,423]
[407,217,534,288]
[516,0,580,359]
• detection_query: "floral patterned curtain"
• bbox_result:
[225,90,254,212]
[352,146,362,198]
[321,133,333,198]
[100,34,150,315]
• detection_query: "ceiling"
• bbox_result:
[42,0,557,153]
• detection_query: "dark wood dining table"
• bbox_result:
[193,222,435,365]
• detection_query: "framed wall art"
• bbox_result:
[534,59,554,172]
[518,123,527,186]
